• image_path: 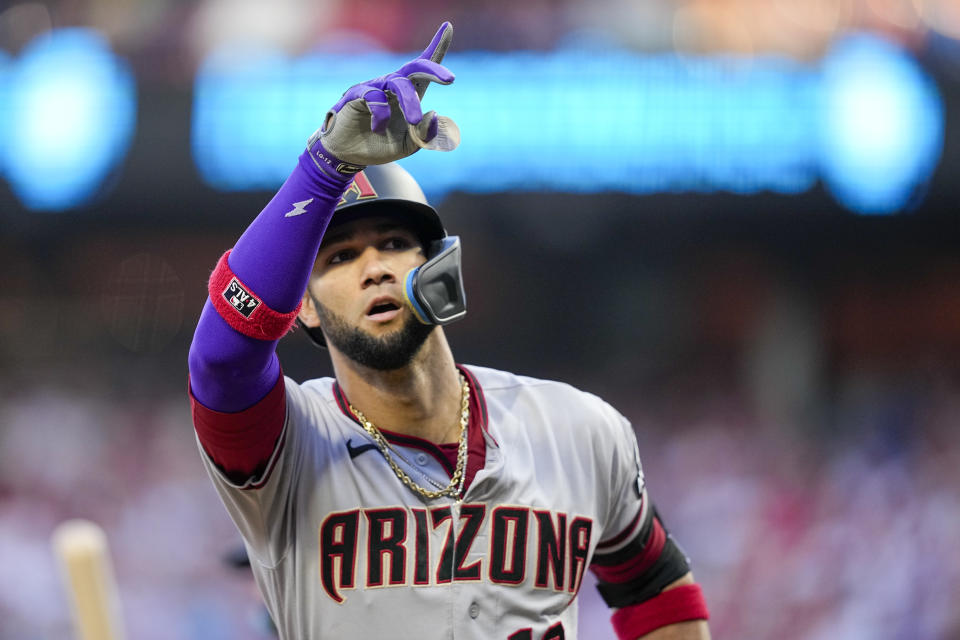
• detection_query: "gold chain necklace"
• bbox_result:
[347,373,470,500]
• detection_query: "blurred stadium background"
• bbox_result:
[1,0,960,638]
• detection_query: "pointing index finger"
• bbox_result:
[413,22,454,100]
[419,21,453,64]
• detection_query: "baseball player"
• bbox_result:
[188,22,710,639]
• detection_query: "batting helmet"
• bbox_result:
[301,163,467,348]
[328,163,444,248]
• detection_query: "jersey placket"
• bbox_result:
[392,438,473,639]
[388,439,456,494]
[447,500,494,639]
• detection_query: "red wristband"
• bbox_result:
[611,584,709,640]
[208,250,302,341]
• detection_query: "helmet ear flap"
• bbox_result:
[296,316,328,349]
[403,236,467,325]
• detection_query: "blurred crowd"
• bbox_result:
[1,0,959,83]
[0,382,262,640]
[623,372,960,639]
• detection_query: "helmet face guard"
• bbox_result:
[300,163,467,349]
[404,236,466,325]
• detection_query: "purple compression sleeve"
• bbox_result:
[188,151,350,412]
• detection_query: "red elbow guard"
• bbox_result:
[208,250,301,341]
[611,583,709,640]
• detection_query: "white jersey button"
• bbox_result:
[469,602,480,619]
[415,453,429,466]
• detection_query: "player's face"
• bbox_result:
[305,216,435,369]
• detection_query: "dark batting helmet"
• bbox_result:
[301,162,467,348]
[326,163,445,249]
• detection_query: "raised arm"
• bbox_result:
[187,22,459,479]
[186,155,348,412]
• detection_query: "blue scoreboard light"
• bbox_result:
[820,35,943,213]
[0,29,136,211]
[192,34,944,215]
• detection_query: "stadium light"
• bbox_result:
[819,34,943,214]
[2,29,136,211]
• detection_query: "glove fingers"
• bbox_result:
[386,76,423,125]
[332,83,378,113]
[419,22,453,64]
[409,112,460,152]
[418,112,439,144]
[316,23,457,170]
[409,73,452,101]
[397,59,455,85]
[361,88,391,133]
[412,23,454,100]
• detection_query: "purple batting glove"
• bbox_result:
[305,22,461,180]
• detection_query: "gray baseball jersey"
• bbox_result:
[198,365,649,639]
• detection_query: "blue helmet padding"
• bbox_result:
[403,268,433,325]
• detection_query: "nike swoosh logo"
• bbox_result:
[346,439,378,459]
[284,198,314,217]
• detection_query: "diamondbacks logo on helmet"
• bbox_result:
[338,171,378,207]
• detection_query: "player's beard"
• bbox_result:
[313,298,435,371]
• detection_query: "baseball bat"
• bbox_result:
[51,519,126,640]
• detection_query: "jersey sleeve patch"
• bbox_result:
[189,371,287,486]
